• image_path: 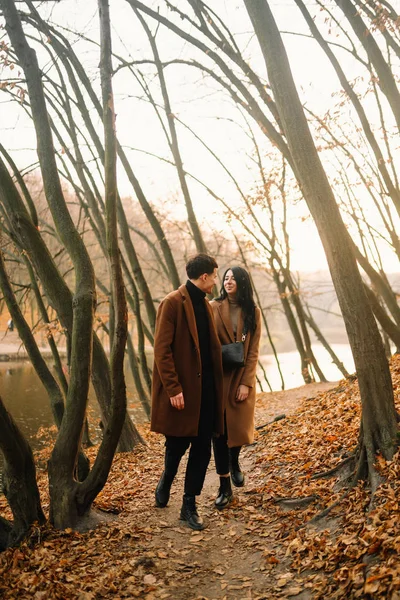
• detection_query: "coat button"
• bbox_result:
[197,373,201,377]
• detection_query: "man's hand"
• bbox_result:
[236,384,249,402]
[170,392,184,410]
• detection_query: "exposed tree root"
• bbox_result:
[311,454,355,480]
[351,442,368,485]
[310,429,396,524]
[256,414,286,432]
[309,490,351,523]
[0,517,13,552]
[368,471,385,513]
[275,495,318,509]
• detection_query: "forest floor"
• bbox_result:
[2,361,400,599]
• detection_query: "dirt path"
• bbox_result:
[117,381,338,600]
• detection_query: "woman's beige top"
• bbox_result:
[228,297,241,340]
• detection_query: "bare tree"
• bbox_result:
[0,0,142,529]
[243,0,397,488]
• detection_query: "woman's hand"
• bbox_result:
[236,384,249,402]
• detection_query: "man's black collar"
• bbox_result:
[186,279,206,303]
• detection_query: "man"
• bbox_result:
[151,253,224,530]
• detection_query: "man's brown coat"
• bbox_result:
[210,298,261,447]
[150,284,224,437]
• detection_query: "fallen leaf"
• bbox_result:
[286,587,303,596]
[190,534,204,543]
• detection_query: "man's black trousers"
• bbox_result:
[164,373,215,497]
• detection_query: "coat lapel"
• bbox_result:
[205,300,220,348]
[180,285,199,347]
[219,298,235,342]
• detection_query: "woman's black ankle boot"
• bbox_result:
[215,476,233,510]
[229,446,245,487]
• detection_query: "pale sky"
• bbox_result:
[0,0,399,274]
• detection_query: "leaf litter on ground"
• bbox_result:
[1,358,400,598]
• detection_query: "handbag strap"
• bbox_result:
[234,316,247,343]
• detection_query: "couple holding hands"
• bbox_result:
[151,253,261,531]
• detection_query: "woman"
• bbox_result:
[211,266,261,509]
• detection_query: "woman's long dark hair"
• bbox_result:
[215,266,257,333]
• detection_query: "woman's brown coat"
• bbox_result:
[211,298,261,447]
[151,284,224,437]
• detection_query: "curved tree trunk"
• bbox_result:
[284,271,327,382]
[294,0,400,216]
[303,308,351,379]
[273,269,314,383]
[0,396,45,551]
[0,250,65,427]
[363,284,400,352]
[354,244,400,327]
[136,9,208,254]
[0,253,91,483]
[0,152,138,453]
[126,331,151,419]
[334,0,400,132]
[2,0,103,528]
[24,257,69,397]
[68,0,130,518]
[244,0,397,482]
[25,7,180,290]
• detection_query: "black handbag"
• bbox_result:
[221,331,247,369]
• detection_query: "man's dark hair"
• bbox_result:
[186,253,218,279]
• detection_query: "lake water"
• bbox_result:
[259,343,354,391]
[0,360,146,451]
[0,343,355,449]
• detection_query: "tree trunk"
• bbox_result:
[244,0,397,480]
[273,269,314,384]
[334,0,400,132]
[24,257,69,397]
[303,308,351,379]
[233,231,285,389]
[284,271,327,382]
[126,331,151,419]
[136,9,208,254]
[0,150,138,453]
[354,244,400,327]
[72,0,130,512]
[122,257,153,388]
[25,7,180,290]
[294,0,400,216]
[2,0,95,528]
[363,284,400,352]
[0,396,45,550]
[0,250,65,427]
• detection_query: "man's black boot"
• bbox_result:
[215,476,233,510]
[155,471,173,508]
[179,494,205,530]
[229,446,245,487]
